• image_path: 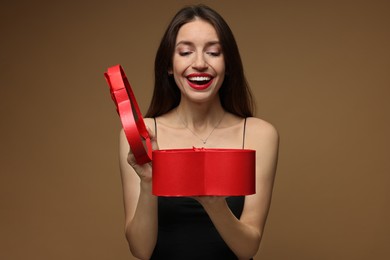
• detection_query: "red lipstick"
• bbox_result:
[186,73,214,90]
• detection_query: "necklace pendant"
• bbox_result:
[176,109,225,147]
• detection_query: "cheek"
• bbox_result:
[215,60,226,74]
[173,74,187,92]
[215,71,226,91]
[172,55,189,70]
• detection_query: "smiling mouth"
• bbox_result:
[186,75,214,90]
[188,76,212,85]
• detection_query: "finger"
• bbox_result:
[127,151,137,167]
[127,151,143,174]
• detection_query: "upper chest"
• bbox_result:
[155,119,246,150]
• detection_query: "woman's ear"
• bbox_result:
[168,69,173,75]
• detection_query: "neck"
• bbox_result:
[176,98,225,130]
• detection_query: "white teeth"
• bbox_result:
[188,76,211,81]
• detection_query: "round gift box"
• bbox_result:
[152,148,256,196]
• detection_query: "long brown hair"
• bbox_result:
[145,4,254,118]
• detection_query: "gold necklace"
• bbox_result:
[177,110,225,145]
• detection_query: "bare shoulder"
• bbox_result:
[144,118,157,136]
[243,117,279,154]
[246,117,279,141]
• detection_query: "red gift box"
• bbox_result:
[153,148,255,196]
[104,65,256,196]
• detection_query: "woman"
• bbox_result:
[119,4,279,260]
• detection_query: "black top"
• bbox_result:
[150,118,249,259]
[151,196,245,259]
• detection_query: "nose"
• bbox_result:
[192,53,208,71]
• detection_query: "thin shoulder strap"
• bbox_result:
[153,117,157,137]
[242,117,247,149]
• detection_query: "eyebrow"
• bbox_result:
[175,40,221,47]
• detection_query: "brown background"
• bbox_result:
[1,0,389,259]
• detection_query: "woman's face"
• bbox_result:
[171,19,225,103]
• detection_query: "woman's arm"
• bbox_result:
[118,120,158,259]
[196,118,279,259]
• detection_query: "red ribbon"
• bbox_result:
[104,65,256,196]
[152,148,256,196]
[104,65,152,165]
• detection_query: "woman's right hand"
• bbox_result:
[126,126,158,183]
[119,123,159,259]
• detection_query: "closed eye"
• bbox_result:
[206,51,221,57]
[179,51,192,56]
